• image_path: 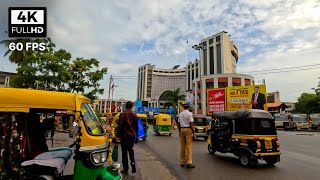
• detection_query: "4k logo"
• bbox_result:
[8,7,47,37]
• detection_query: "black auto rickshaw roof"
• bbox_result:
[212,109,274,120]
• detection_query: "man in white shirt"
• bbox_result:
[178,103,196,168]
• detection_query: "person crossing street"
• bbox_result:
[178,103,196,168]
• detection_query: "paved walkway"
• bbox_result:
[48,132,176,180]
[121,142,176,180]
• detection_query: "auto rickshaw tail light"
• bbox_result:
[256,141,261,149]
[254,137,260,141]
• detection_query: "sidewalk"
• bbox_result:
[120,142,177,180]
[49,132,177,180]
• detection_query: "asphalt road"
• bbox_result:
[142,127,320,180]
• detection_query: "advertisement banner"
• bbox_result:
[226,85,267,111]
[207,88,226,115]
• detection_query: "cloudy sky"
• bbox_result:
[1,0,320,102]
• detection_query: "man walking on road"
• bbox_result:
[178,103,196,168]
[117,101,138,174]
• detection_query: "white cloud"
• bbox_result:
[1,0,320,102]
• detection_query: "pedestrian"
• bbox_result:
[178,103,196,168]
[116,101,138,174]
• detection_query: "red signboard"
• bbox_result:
[207,89,226,115]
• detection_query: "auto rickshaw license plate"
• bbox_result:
[198,129,203,133]
[265,141,272,149]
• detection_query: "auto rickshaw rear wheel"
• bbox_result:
[239,153,253,167]
[208,144,216,154]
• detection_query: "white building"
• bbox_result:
[137,64,186,101]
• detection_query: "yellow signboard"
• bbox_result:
[226,85,267,111]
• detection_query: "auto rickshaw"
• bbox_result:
[292,113,309,130]
[193,114,210,141]
[207,109,281,167]
[274,113,288,128]
[112,113,120,136]
[0,88,122,180]
[309,113,320,130]
[153,114,172,136]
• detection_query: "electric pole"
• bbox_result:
[107,75,113,113]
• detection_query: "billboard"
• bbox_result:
[207,88,226,115]
[226,85,267,111]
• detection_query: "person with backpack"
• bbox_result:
[116,101,138,174]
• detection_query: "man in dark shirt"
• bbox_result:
[117,101,138,174]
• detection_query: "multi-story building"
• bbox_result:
[0,71,16,87]
[267,91,281,103]
[94,99,130,113]
[190,31,254,115]
[137,31,255,114]
[137,64,186,101]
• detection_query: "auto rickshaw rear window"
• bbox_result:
[310,114,320,122]
[234,118,276,135]
[194,118,207,126]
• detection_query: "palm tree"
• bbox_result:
[167,88,186,114]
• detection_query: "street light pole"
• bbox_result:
[192,43,207,114]
[107,75,113,113]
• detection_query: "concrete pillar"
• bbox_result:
[194,80,198,114]
[241,78,245,86]
[228,76,233,86]
[214,77,218,88]
[201,78,206,115]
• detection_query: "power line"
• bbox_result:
[239,63,320,74]
[111,66,320,80]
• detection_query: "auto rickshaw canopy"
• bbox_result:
[212,109,274,120]
[0,88,90,113]
[154,114,171,125]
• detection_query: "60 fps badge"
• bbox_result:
[8,7,47,37]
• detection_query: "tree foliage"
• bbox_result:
[294,85,320,114]
[1,37,107,100]
[167,88,186,112]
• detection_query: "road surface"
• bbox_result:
[142,127,320,180]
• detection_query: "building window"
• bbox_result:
[209,38,213,44]
[216,35,220,42]
[232,78,241,86]
[192,69,194,81]
[218,78,228,88]
[196,67,199,78]
[188,71,191,90]
[217,44,222,74]
[245,79,251,86]
[209,46,214,74]
[203,48,207,75]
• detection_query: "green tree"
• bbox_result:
[2,37,108,101]
[167,88,186,114]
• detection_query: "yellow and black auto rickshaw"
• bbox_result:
[207,109,281,167]
[309,113,320,130]
[193,114,210,141]
[153,114,172,136]
[0,88,122,180]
